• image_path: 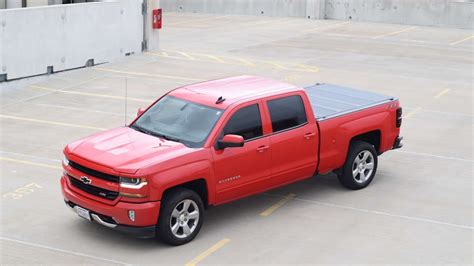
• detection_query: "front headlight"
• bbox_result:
[120,177,147,189]
[63,156,69,166]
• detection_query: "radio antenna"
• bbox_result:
[124,76,128,126]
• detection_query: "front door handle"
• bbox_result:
[256,145,270,153]
[304,132,316,139]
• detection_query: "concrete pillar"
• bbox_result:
[6,0,22,8]
[306,0,326,20]
[144,0,160,51]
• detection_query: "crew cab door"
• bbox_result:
[212,101,272,203]
[264,93,318,185]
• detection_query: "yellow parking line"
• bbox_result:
[260,193,295,217]
[185,238,231,266]
[295,64,320,73]
[149,49,320,73]
[372,26,417,39]
[0,157,61,169]
[172,50,226,63]
[0,114,106,130]
[231,57,256,66]
[263,61,288,70]
[434,89,450,99]
[94,67,203,82]
[145,51,184,60]
[177,51,196,60]
[450,35,474,46]
[30,85,150,103]
[403,107,422,119]
[203,54,225,63]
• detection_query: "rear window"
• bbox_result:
[267,95,307,132]
[223,104,263,140]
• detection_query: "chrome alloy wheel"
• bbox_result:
[352,150,375,183]
[170,199,199,239]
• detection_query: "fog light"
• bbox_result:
[128,210,135,221]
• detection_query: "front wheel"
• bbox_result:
[337,141,378,190]
[157,188,204,245]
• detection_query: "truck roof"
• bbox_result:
[169,75,297,108]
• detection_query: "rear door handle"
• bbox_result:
[304,132,316,139]
[257,145,270,152]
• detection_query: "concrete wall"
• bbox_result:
[0,0,144,81]
[160,0,311,18]
[161,0,473,29]
[325,0,473,29]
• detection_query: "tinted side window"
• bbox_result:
[223,104,263,140]
[267,95,307,132]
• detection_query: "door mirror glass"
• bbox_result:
[137,107,146,117]
[217,134,244,150]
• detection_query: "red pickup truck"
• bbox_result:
[61,75,402,245]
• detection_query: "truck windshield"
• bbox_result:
[131,96,223,148]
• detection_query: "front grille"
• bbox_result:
[69,175,118,201]
[69,160,119,183]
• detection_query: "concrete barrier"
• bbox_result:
[0,0,144,81]
[324,0,473,29]
[161,0,473,29]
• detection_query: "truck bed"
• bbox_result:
[304,83,396,121]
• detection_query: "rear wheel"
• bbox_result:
[337,141,378,190]
[157,188,204,245]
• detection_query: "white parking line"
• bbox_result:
[0,151,60,163]
[412,108,473,118]
[264,193,473,230]
[394,150,473,163]
[1,75,105,108]
[0,237,129,265]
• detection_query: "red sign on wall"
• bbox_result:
[153,9,162,29]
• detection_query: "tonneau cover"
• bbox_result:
[304,83,395,121]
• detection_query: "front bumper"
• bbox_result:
[61,176,160,238]
[65,200,156,238]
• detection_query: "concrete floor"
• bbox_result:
[1,13,473,265]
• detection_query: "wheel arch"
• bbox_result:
[161,178,209,208]
[349,130,382,153]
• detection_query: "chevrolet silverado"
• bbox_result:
[61,75,403,245]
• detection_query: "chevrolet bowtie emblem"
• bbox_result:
[80,176,92,185]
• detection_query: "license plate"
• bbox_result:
[74,206,91,221]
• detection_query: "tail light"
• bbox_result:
[396,107,402,128]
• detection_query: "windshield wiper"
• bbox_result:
[130,125,181,143]
[154,133,181,143]
[130,124,153,136]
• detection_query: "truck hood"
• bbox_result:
[67,127,196,174]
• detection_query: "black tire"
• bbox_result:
[157,188,204,245]
[337,141,378,190]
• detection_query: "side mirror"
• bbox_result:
[217,134,244,150]
[137,108,146,117]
